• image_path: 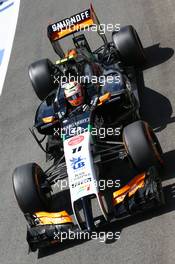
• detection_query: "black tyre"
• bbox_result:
[112,25,146,66]
[29,59,56,101]
[12,163,49,214]
[123,120,163,171]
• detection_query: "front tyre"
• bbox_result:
[123,120,163,171]
[12,163,50,214]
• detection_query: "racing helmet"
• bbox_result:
[64,82,84,107]
[65,49,78,58]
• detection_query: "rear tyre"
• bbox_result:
[12,163,50,214]
[29,59,56,100]
[123,120,163,171]
[112,25,146,66]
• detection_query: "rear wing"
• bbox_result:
[47,4,107,57]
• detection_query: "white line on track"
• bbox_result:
[0,0,20,95]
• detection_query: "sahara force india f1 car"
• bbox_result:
[12,4,165,251]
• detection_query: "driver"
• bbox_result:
[63,81,85,107]
[63,81,93,113]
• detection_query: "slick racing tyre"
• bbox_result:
[123,120,163,171]
[12,163,50,214]
[112,25,146,66]
[29,59,56,100]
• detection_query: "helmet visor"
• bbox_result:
[67,91,82,101]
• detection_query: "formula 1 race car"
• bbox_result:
[12,5,165,251]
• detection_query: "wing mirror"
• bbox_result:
[98,92,111,105]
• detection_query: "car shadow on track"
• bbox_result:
[136,43,175,132]
[38,238,89,258]
[163,150,175,180]
[143,43,174,70]
[139,86,175,132]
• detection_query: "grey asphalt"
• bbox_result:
[0,0,175,263]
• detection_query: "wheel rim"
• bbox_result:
[144,123,164,165]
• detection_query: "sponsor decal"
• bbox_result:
[71,177,92,188]
[70,171,90,182]
[75,117,90,126]
[64,117,90,130]
[70,156,85,170]
[68,135,84,146]
[77,183,91,194]
[51,10,91,32]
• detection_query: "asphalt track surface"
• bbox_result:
[0,0,175,263]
